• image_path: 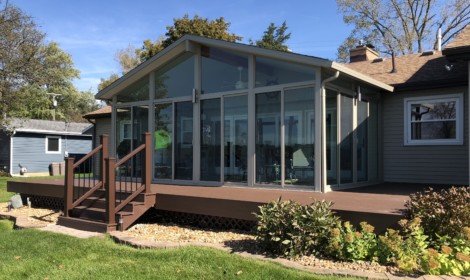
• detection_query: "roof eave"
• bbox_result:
[331,62,394,92]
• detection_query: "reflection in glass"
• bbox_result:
[256,91,281,185]
[155,54,195,99]
[116,77,149,103]
[255,57,315,87]
[326,91,337,185]
[369,102,379,182]
[224,95,248,183]
[201,47,248,94]
[284,87,315,187]
[200,99,221,181]
[175,102,193,180]
[357,101,368,182]
[340,95,353,184]
[155,103,173,180]
[116,107,132,159]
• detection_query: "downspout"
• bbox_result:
[321,71,340,192]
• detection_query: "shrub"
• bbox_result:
[254,198,339,257]
[376,218,429,274]
[406,187,470,240]
[325,221,377,261]
[0,170,10,177]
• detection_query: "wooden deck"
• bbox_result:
[8,179,416,232]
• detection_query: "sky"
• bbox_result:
[8,0,352,93]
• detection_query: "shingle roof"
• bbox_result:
[344,51,468,90]
[445,24,470,50]
[83,106,111,119]
[4,118,93,135]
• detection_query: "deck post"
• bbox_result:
[143,132,151,194]
[100,134,109,188]
[64,157,75,217]
[105,157,116,225]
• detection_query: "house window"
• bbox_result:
[46,136,61,154]
[404,94,463,145]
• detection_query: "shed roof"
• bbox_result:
[442,24,470,60]
[4,118,93,136]
[83,106,112,119]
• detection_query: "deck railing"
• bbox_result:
[64,134,108,217]
[105,132,151,225]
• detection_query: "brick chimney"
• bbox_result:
[349,43,379,63]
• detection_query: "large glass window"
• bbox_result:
[155,54,195,99]
[404,94,463,145]
[357,100,368,182]
[284,87,315,187]
[200,99,221,181]
[155,103,173,180]
[224,95,248,183]
[116,107,132,159]
[326,90,338,185]
[256,91,281,185]
[174,102,193,180]
[116,77,149,103]
[201,46,248,94]
[255,57,315,87]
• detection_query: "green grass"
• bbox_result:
[0,222,361,280]
[0,176,64,203]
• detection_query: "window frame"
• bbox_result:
[45,135,61,154]
[404,93,464,146]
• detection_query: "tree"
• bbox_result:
[252,21,291,52]
[0,1,44,124]
[336,0,470,62]
[138,15,242,62]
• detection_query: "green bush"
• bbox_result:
[325,221,377,261]
[0,170,10,177]
[254,198,339,257]
[406,187,470,241]
[376,218,429,274]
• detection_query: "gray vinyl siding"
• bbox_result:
[0,132,10,172]
[92,118,112,175]
[11,133,92,174]
[382,86,469,185]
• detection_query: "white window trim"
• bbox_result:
[46,136,62,154]
[404,93,464,146]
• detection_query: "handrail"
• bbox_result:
[64,134,109,217]
[115,144,145,167]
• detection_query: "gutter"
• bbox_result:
[321,71,340,192]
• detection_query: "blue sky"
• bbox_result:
[9,0,352,93]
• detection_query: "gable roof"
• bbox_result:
[4,118,93,136]
[345,51,468,90]
[96,35,393,100]
[443,24,470,60]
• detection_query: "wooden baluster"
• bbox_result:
[100,134,108,188]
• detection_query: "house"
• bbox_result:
[0,118,93,176]
[94,30,470,192]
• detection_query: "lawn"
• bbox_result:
[0,176,63,202]
[0,220,361,280]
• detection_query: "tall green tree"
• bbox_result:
[336,0,470,62]
[252,21,291,52]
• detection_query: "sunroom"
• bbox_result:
[97,36,392,192]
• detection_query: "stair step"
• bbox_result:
[57,216,116,232]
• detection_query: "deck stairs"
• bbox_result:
[57,133,156,233]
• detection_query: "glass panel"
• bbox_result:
[116,77,149,103]
[326,90,337,185]
[116,107,132,159]
[200,99,221,181]
[131,106,148,177]
[411,101,456,121]
[340,95,353,184]
[154,103,173,180]
[224,95,248,183]
[175,102,193,180]
[155,54,195,99]
[201,46,248,94]
[255,57,315,87]
[357,101,368,182]
[284,87,315,187]
[256,91,281,185]
[411,121,456,139]
[368,102,379,182]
